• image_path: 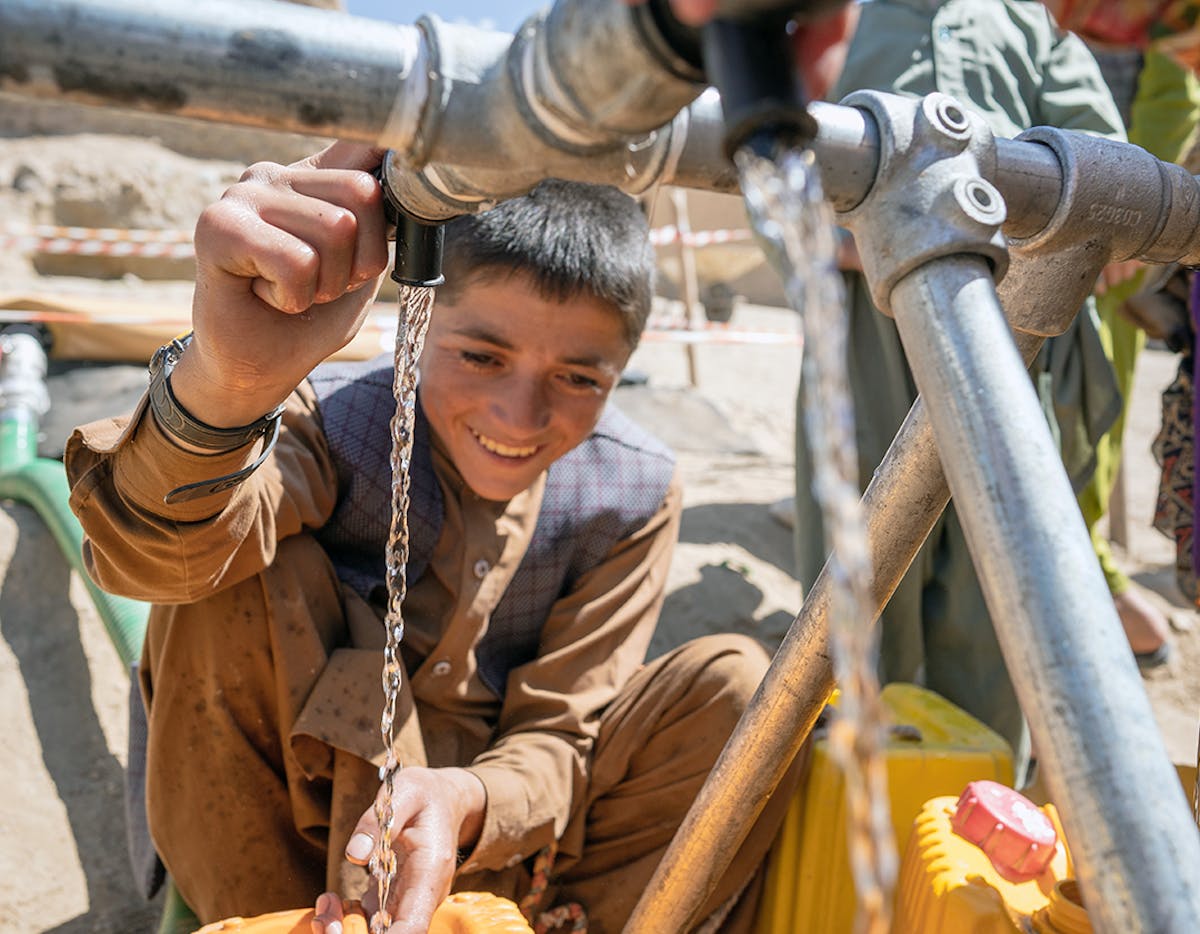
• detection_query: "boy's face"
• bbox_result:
[420,273,633,501]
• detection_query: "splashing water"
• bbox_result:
[735,145,897,933]
[370,283,435,934]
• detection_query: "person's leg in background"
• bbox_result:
[1079,48,1200,666]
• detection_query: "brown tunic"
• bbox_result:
[65,383,804,932]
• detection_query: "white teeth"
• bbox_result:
[472,429,537,458]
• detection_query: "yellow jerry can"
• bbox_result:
[195,892,534,934]
[893,787,1075,933]
[756,683,1015,934]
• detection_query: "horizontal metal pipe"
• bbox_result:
[0,0,429,143]
[0,0,1060,219]
[893,256,1200,932]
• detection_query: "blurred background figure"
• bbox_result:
[792,0,1128,782]
[1041,4,1200,663]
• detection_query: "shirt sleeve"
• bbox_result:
[65,381,339,604]
[1035,12,1129,141]
[460,471,683,873]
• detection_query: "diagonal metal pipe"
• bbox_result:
[631,91,1200,932]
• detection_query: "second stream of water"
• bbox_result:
[737,144,897,934]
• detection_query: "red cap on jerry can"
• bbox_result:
[951,780,1058,879]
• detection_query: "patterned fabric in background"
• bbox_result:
[1049,1,1200,70]
[1153,272,1200,607]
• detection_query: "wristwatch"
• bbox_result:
[147,333,286,504]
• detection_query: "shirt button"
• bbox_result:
[473,558,490,579]
[431,660,452,677]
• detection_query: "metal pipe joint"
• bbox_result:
[1001,126,1200,336]
[384,0,710,221]
[835,90,1009,316]
[0,330,51,425]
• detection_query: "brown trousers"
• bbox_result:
[141,534,807,932]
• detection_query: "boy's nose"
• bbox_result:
[493,378,551,434]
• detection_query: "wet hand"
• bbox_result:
[173,141,390,429]
[622,1,856,100]
[344,766,486,934]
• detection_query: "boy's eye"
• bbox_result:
[563,372,602,390]
[461,350,497,367]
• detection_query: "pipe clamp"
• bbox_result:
[835,90,1008,317]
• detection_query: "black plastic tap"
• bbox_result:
[642,0,849,159]
[374,155,445,289]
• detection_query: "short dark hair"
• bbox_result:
[437,179,655,349]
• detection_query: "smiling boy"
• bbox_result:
[65,143,803,934]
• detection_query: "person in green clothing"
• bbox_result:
[793,0,1127,781]
[1060,28,1200,665]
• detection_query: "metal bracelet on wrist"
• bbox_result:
[147,333,286,504]
[148,333,284,451]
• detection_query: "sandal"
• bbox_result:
[1134,642,1172,671]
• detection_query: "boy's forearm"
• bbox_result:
[65,386,338,602]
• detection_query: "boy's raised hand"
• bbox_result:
[171,141,390,431]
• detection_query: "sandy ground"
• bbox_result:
[1,296,1198,932]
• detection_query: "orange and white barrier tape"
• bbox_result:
[0,222,195,259]
[4,222,753,258]
[648,224,754,249]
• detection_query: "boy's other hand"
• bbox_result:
[340,766,487,934]
[172,141,390,430]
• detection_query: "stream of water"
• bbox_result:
[736,144,896,934]
[370,283,435,934]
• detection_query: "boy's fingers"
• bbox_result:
[346,829,377,865]
[285,171,389,290]
[201,170,387,310]
[196,202,320,314]
[301,140,388,173]
[384,838,455,934]
[311,891,345,934]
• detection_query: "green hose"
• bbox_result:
[0,406,148,667]
[0,339,181,926]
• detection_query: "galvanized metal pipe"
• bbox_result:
[808,99,1065,231]
[624,325,1054,934]
[0,0,1059,221]
[0,0,736,217]
[624,395,950,933]
[893,256,1200,932]
[0,0,427,142]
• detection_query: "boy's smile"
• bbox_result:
[420,273,633,501]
